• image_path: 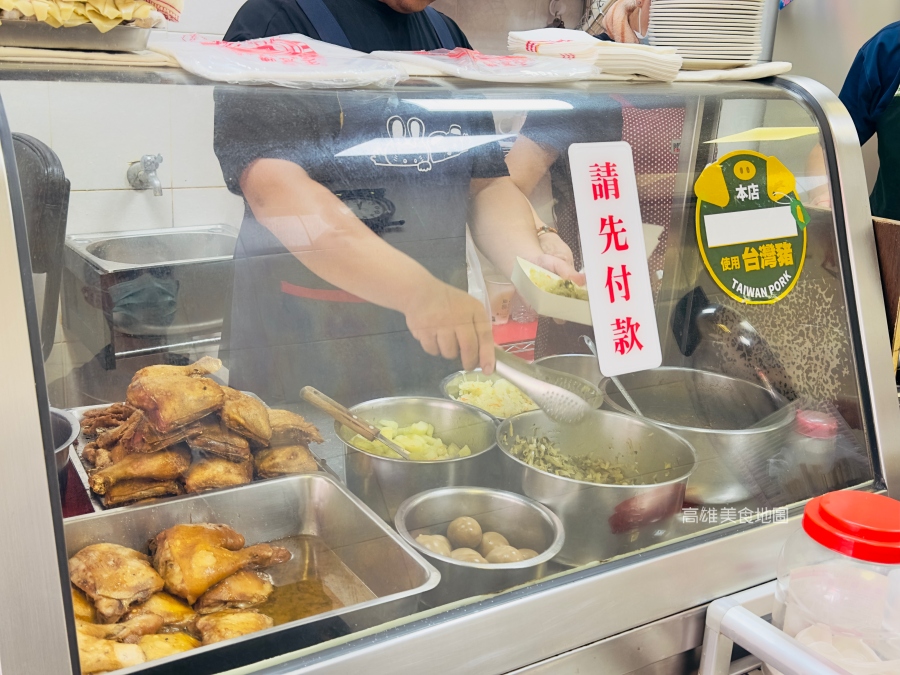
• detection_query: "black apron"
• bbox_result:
[871,93,900,221]
[225,90,489,405]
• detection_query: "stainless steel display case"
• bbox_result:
[0,67,894,675]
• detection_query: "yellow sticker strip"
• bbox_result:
[705,127,819,144]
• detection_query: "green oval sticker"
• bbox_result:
[694,150,807,305]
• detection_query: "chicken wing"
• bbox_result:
[254,445,318,479]
[76,632,145,674]
[72,586,96,623]
[220,387,272,447]
[188,417,251,462]
[139,632,200,661]
[184,455,253,494]
[69,544,165,623]
[89,445,191,495]
[123,592,197,633]
[195,570,274,614]
[135,356,222,380]
[127,374,224,434]
[103,478,184,508]
[75,615,164,644]
[81,403,136,438]
[267,409,324,446]
[195,610,274,646]
[151,524,290,604]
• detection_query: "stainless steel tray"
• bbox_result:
[0,20,150,52]
[67,403,340,513]
[64,474,441,674]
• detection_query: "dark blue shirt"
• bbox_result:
[839,21,900,145]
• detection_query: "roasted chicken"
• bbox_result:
[75,615,163,644]
[138,632,200,660]
[123,592,197,633]
[184,455,253,493]
[134,356,222,380]
[195,570,274,614]
[103,478,184,508]
[151,524,291,604]
[127,373,224,434]
[89,445,191,495]
[188,417,251,462]
[115,410,202,455]
[72,586,96,623]
[76,631,145,673]
[195,610,274,645]
[69,544,165,623]
[267,409,324,446]
[220,387,272,446]
[254,445,318,479]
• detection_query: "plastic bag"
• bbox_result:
[371,47,599,83]
[151,34,405,89]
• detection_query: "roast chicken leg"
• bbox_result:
[123,591,197,633]
[75,615,164,644]
[195,570,274,614]
[127,374,224,434]
[220,387,272,446]
[195,610,274,645]
[151,524,291,604]
[89,445,191,495]
[76,632,145,674]
[134,356,222,380]
[69,543,165,623]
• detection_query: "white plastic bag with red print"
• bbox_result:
[371,47,599,83]
[151,34,405,88]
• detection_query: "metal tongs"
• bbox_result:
[493,347,592,425]
[300,386,413,461]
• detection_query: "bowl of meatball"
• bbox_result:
[394,486,564,608]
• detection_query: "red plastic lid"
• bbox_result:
[795,410,839,439]
[803,492,900,564]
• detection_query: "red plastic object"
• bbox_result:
[492,321,537,345]
[803,491,900,564]
[795,410,838,439]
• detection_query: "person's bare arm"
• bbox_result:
[240,158,494,372]
[468,175,585,285]
[505,135,577,269]
[602,0,645,43]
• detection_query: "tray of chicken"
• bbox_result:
[70,357,326,510]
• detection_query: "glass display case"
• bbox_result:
[0,67,896,675]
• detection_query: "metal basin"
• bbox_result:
[497,410,696,566]
[64,475,440,673]
[534,354,602,387]
[336,397,500,522]
[49,407,78,493]
[601,367,793,505]
[395,487,564,607]
[82,230,237,269]
[441,369,604,422]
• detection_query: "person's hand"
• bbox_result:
[537,231,575,269]
[524,253,587,287]
[602,0,644,43]
[404,280,496,374]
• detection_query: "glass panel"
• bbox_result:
[3,70,873,672]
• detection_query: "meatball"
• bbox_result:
[447,517,483,550]
[416,534,452,557]
[450,548,488,564]
[477,532,509,558]
[486,545,525,564]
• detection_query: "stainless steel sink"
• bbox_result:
[63,225,239,370]
[68,225,237,274]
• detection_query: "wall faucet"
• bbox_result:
[127,154,164,196]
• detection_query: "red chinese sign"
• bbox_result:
[568,142,661,377]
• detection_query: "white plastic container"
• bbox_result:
[772,491,900,674]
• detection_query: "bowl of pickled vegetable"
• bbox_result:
[335,397,500,522]
[496,410,696,566]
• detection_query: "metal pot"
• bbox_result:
[49,407,78,494]
[534,354,602,387]
[600,367,793,505]
[394,486,564,607]
[336,397,499,522]
[497,410,696,566]
[440,369,604,422]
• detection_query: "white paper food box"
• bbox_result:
[511,257,593,326]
